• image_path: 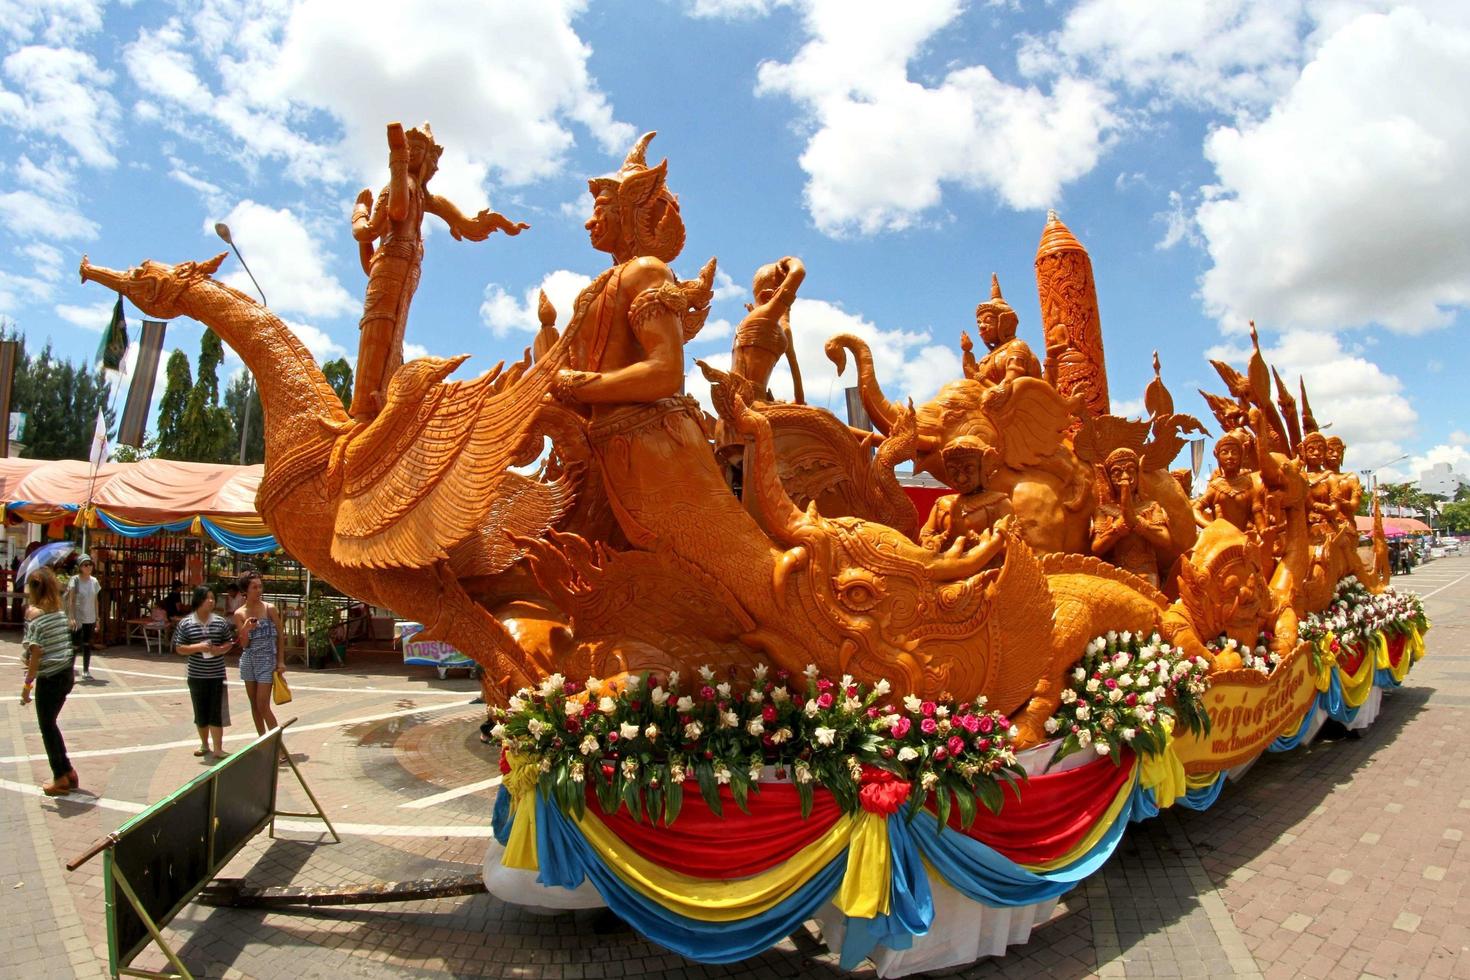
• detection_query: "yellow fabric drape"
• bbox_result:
[836,810,891,919]
[501,752,543,871]
[1313,633,1336,693]
[1337,642,1377,708]
[1409,624,1427,663]
[576,806,857,921]
[1138,722,1187,812]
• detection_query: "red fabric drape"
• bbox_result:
[1386,633,1406,666]
[952,753,1134,865]
[592,781,842,879]
[1337,642,1367,677]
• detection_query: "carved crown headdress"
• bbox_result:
[974,273,1019,341]
[588,131,686,263]
[405,123,444,172]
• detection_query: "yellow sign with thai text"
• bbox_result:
[1171,643,1317,775]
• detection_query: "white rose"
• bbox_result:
[1044,718,1060,734]
[619,721,640,740]
[771,727,792,744]
[598,696,617,715]
[539,673,566,696]
[644,723,660,740]
[585,677,603,694]
[803,663,820,679]
[667,671,680,689]
[527,718,545,738]
[490,723,506,739]
[1086,678,1101,693]
[1118,673,1134,687]
[684,721,703,739]
[1142,691,1157,705]
[753,664,768,680]
[507,695,526,713]
[1060,689,1078,704]
[804,699,820,717]
[1121,727,1137,741]
[579,735,599,755]
[1073,667,1087,682]
[1095,742,1111,755]
[770,686,790,703]
[651,686,670,707]
[716,682,731,698]
[1076,705,1091,721]
[747,689,765,704]
[844,697,862,711]
[1077,729,1093,746]
[897,746,920,762]
[563,699,584,719]
[676,695,695,713]
[746,719,765,736]
[1120,631,1133,646]
[1108,689,1123,703]
[814,726,837,746]
[935,705,950,719]
[721,710,739,728]
[873,679,891,697]
[903,694,923,713]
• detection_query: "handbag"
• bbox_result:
[271,670,293,705]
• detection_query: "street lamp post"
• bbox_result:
[214,222,266,465]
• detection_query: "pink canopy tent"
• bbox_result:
[1354,515,1431,539]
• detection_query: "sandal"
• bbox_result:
[193,748,209,757]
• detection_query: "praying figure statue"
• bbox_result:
[349,121,528,421]
[1091,447,1175,587]
[919,436,1012,561]
[1192,429,1265,535]
[731,257,806,402]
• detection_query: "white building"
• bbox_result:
[1418,461,1469,498]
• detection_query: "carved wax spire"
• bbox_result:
[1035,209,1109,417]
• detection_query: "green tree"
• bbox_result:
[224,372,264,465]
[1440,500,1470,534]
[7,337,113,461]
[321,357,353,411]
[154,349,192,458]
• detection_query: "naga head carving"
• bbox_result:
[1178,519,1274,645]
[733,393,1011,698]
[586,131,685,264]
[79,253,227,320]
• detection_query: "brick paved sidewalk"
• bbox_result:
[2,555,1466,979]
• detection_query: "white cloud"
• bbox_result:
[206,200,356,319]
[1450,430,1470,447]
[0,268,53,313]
[1155,190,1199,250]
[54,299,115,331]
[20,241,63,281]
[403,342,430,361]
[480,269,593,338]
[712,269,744,304]
[0,45,119,168]
[1110,396,1145,419]
[166,157,226,210]
[685,0,791,17]
[0,0,105,47]
[124,0,634,202]
[754,0,1117,235]
[282,319,346,364]
[1377,443,1470,486]
[1180,6,1470,335]
[692,317,734,345]
[1204,330,1416,471]
[1021,0,1307,115]
[0,187,97,238]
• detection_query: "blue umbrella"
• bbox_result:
[16,541,77,587]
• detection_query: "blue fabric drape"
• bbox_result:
[837,813,934,969]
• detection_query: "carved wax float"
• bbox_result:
[81,124,1395,748]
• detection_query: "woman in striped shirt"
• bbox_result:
[173,586,236,759]
[19,567,78,796]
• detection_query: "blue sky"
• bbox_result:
[1,0,1466,484]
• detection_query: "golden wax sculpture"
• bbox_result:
[81,125,1389,749]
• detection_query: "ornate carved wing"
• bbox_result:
[983,377,1079,471]
[330,275,608,570]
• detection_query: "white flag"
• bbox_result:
[88,410,108,466]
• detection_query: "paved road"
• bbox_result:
[1,557,1466,979]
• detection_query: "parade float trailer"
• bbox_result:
[81,125,1428,975]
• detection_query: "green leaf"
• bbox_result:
[696,762,723,817]
[935,784,951,830]
[953,784,977,829]
[730,767,752,815]
[797,778,813,821]
[621,773,642,821]
[664,778,683,827]
[976,777,1004,815]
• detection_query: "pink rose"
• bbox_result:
[920,718,938,735]
[817,678,834,692]
[947,735,964,756]
[817,692,834,709]
[960,713,981,734]
[934,747,948,761]
[978,716,994,734]
[920,700,937,717]
[1105,678,1118,690]
[700,685,716,700]
[976,737,991,752]
[890,717,912,738]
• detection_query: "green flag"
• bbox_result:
[96,294,128,373]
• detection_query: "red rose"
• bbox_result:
[817,692,834,709]
[976,737,991,752]
[817,678,834,692]
[700,685,716,700]
[920,700,936,717]
[947,735,964,756]
[762,704,777,722]
[566,717,582,733]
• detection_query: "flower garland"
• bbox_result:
[1048,631,1212,763]
[490,665,1026,830]
[1299,576,1427,647]
[1206,631,1280,675]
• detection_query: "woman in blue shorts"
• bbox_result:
[233,571,284,735]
